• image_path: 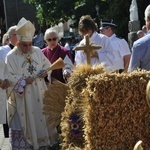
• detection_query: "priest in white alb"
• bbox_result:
[6,17,52,149]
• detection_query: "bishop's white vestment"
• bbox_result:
[6,46,51,149]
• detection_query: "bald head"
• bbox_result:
[144,5,150,31]
[145,5,150,19]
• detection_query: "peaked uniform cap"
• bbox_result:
[16,17,35,42]
[100,19,117,30]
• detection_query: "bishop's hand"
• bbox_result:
[0,79,10,90]
[38,70,47,79]
[25,76,34,84]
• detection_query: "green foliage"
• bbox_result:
[24,0,78,26]
[23,0,150,39]
[23,0,108,26]
[104,0,150,39]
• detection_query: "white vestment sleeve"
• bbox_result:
[63,55,74,75]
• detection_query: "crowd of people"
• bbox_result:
[0,3,149,150]
[128,4,150,72]
[0,17,73,149]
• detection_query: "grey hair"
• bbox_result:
[137,30,144,35]
[2,33,9,45]
[44,28,59,40]
[145,5,150,20]
[7,25,17,38]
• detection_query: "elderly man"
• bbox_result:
[42,28,73,83]
[100,20,131,73]
[6,17,52,149]
[128,5,150,72]
[0,25,17,138]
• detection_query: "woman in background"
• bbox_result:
[42,28,73,83]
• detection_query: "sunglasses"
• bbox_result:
[46,37,58,42]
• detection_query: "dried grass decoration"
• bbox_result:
[42,57,67,127]
[43,79,69,128]
[34,57,65,80]
[61,64,107,150]
[46,57,65,72]
[84,70,150,150]
[61,65,150,150]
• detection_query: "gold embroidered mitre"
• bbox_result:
[16,17,35,42]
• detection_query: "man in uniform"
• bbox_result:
[100,20,131,73]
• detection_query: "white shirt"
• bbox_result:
[0,45,11,123]
[64,42,71,50]
[109,34,131,69]
[75,32,120,72]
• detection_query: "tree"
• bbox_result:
[24,0,108,26]
[24,0,150,39]
[104,0,150,40]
